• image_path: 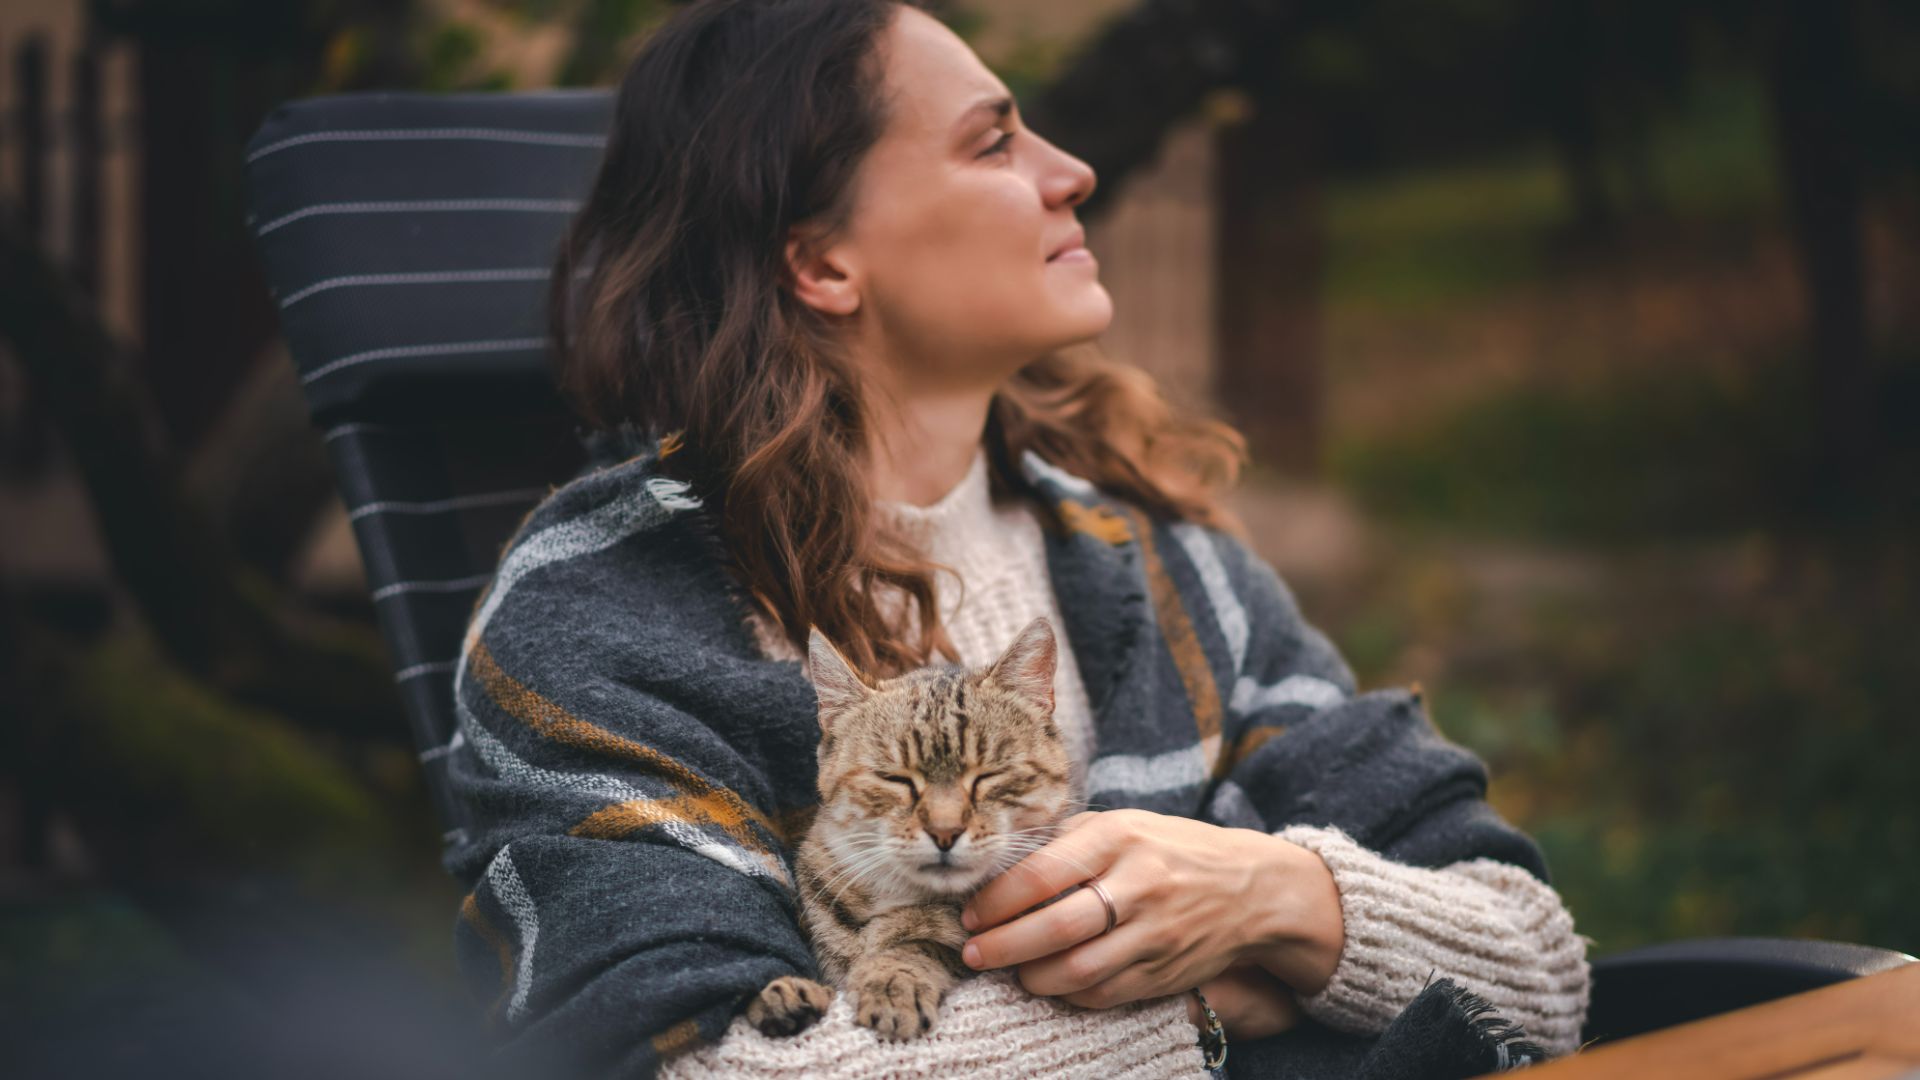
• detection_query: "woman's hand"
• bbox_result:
[958,809,1346,1013]
[1189,961,1303,1041]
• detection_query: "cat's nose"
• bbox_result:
[925,825,963,851]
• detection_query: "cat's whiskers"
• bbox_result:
[819,844,904,896]
[977,833,1081,881]
[997,823,1067,842]
[1000,845,1101,885]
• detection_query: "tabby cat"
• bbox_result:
[748,616,1078,1041]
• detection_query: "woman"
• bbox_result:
[445,1,1592,1077]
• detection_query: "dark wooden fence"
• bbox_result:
[1,28,138,478]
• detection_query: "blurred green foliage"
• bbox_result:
[1329,357,1919,540]
[1325,71,1782,311]
[1325,150,1563,308]
[46,630,420,882]
[1308,64,1918,958]
[1321,508,1918,958]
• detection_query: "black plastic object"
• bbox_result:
[1582,936,1916,1045]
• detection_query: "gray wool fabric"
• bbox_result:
[443,426,1561,1079]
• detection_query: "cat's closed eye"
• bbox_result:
[968,771,1002,799]
[877,773,920,798]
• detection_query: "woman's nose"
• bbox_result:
[1039,140,1096,209]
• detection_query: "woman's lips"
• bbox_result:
[1048,247,1094,264]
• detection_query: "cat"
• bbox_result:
[747,615,1078,1042]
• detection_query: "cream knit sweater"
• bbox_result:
[667,448,1591,1077]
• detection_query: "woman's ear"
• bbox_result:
[807,626,873,733]
[785,230,862,317]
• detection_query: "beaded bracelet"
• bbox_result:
[1191,988,1228,1070]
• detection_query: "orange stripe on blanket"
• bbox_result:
[1222,724,1287,774]
[570,790,768,851]
[469,638,778,849]
[651,1018,703,1059]
[1059,500,1133,545]
[1122,506,1226,775]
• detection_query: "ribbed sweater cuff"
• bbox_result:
[659,970,1208,1079]
[1274,824,1594,1057]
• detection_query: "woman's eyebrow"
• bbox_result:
[952,96,1013,140]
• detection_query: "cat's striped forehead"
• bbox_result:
[854,668,1051,782]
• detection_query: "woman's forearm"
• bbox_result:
[1242,828,1347,997]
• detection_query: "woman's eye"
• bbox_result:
[879,773,919,797]
[979,130,1013,158]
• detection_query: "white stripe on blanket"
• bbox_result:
[1230,673,1347,716]
[485,846,541,1023]
[1018,449,1097,496]
[1086,735,1220,797]
[456,700,788,888]
[457,470,698,697]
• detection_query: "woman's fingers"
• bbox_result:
[1014,920,1156,999]
[964,814,1118,930]
[962,883,1112,970]
[1060,966,1158,1011]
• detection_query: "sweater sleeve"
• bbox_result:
[1275,824,1594,1057]
[1188,527,1593,1054]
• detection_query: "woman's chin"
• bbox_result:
[1036,296,1114,352]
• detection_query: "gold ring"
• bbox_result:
[1087,878,1119,935]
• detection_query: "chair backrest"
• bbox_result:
[243,90,616,838]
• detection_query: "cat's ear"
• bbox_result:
[987,616,1057,717]
[807,625,873,732]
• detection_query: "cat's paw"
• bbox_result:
[747,975,834,1037]
[853,970,943,1041]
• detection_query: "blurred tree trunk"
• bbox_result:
[1214,99,1327,476]
[96,0,427,452]
[0,216,398,737]
[0,215,268,678]
[1538,0,1619,239]
[0,578,54,869]
[1765,0,1875,473]
[136,42,285,452]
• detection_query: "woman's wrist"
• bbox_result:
[1241,830,1346,997]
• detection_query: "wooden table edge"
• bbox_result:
[1471,961,1920,1080]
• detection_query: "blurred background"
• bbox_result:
[2,0,1915,1073]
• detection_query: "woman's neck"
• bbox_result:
[865,386,994,508]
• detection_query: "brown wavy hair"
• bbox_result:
[549,0,1248,677]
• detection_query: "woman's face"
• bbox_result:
[790,6,1112,388]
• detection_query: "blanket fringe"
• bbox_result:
[1422,970,1548,1070]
